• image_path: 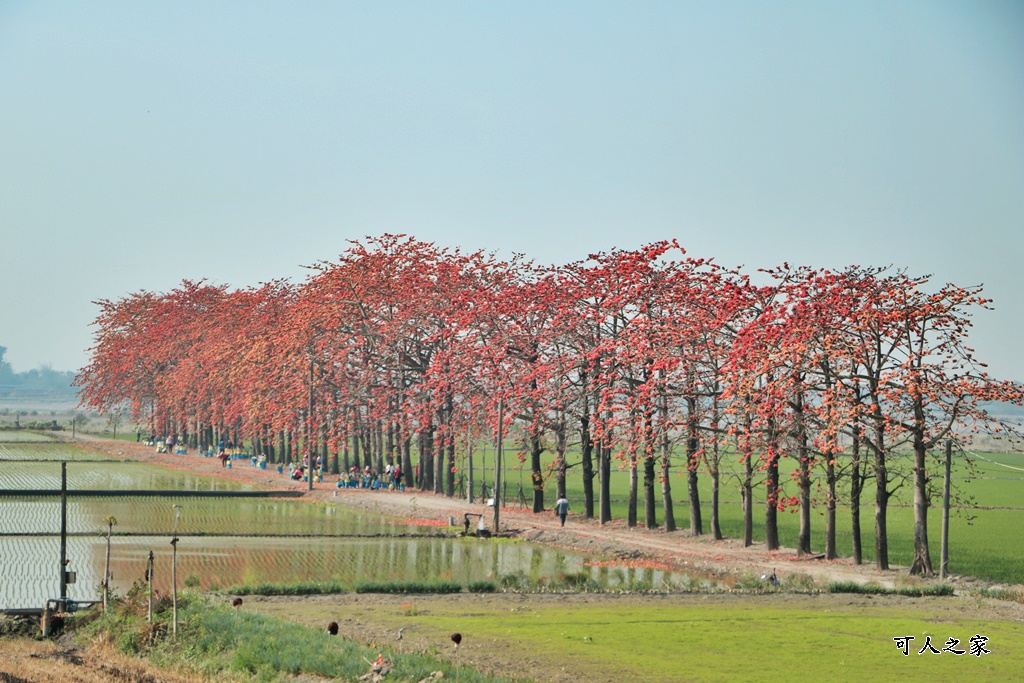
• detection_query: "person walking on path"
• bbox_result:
[554,497,570,527]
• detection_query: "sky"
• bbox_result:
[1,1,1022,381]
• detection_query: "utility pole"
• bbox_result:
[308,357,314,491]
[492,397,503,532]
[59,461,68,603]
[467,441,474,505]
[940,440,952,579]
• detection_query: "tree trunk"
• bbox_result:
[580,411,595,520]
[644,453,657,529]
[402,431,413,489]
[435,421,445,494]
[531,427,544,513]
[795,383,813,557]
[387,417,395,466]
[686,396,702,536]
[628,442,638,528]
[710,465,722,540]
[797,446,812,556]
[351,419,361,471]
[660,446,676,533]
[599,441,612,525]
[742,450,753,547]
[446,432,456,498]
[420,425,435,492]
[342,431,350,473]
[375,420,385,475]
[765,451,780,551]
[825,450,837,560]
[909,412,933,575]
[659,389,676,532]
[873,420,890,570]
[555,417,567,499]
[850,412,863,564]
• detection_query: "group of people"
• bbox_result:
[335,463,405,491]
[148,434,247,462]
[144,431,408,493]
[149,434,183,454]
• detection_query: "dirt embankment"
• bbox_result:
[0,635,204,683]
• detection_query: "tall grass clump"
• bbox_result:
[353,579,463,594]
[467,580,497,593]
[224,580,349,596]
[827,581,954,597]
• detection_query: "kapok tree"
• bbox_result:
[877,276,1024,574]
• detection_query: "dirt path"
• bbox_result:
[62,433,941,591]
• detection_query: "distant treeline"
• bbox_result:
[0,345,76,399]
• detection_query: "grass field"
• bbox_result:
[475,445,1024,585]
[255,592,1024,683]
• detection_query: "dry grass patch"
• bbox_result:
[0,638,205,683]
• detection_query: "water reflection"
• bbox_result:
[1,446,697,610]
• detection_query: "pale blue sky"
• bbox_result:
[1,1,1022,380]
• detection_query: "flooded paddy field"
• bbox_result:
[1,434,688,609]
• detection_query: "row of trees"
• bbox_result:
[0,346,76,399]
[76,235,1023,574]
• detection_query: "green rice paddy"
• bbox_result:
[0,436,690,610]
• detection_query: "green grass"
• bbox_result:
[464,445,1024,584]
[259,592,1024,683]
[74,588,527,683]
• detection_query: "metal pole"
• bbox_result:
[60,461,67,602]
[172,505,181,637]
[147,550,154,623]
[308,358,314,491]
[940,439,952,579]
[492,397,503,532]
[467,440,474,504]
[103,518,115,611]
